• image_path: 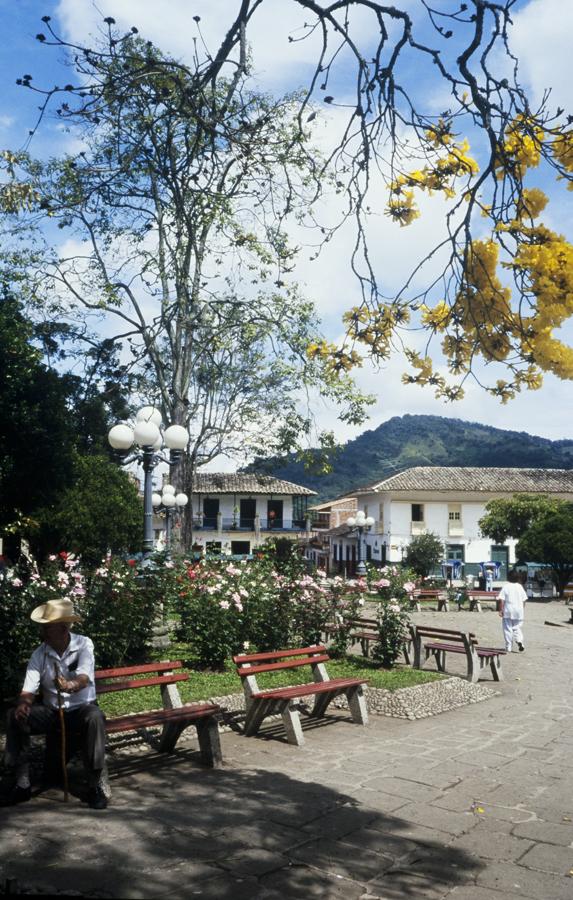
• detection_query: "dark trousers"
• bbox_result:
[5,703,106,780]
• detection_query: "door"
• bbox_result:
[203,498,219,529]
[491,545,509,581]
[240,498,256,529]
[267,499,283,529]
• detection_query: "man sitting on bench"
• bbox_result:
[1,599,108,810]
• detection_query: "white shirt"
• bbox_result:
[497,582,527,619]
[22,633,96,710]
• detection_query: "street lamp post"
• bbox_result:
[108,406,189,559]
[152,484,189,554]
[346,511,375,577]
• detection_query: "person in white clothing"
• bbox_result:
[0,598,108,809]
[497,570,527,653]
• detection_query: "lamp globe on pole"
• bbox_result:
[108,407,190,560]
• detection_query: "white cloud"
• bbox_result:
[510,0,573,112]
[46,1,573,448]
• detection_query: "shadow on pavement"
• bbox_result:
[1,748,484,899]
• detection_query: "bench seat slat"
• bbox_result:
[95,661,183,679]
[253,676,367,701]
[236,655,330,676]
[104,703,220,734]
[97,673,189,694]
[233,646,326,665]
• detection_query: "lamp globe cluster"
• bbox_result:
[108,406,189,455]
[152,484,189,511]
[346,511,375,529]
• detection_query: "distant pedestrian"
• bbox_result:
[497,570,527,653]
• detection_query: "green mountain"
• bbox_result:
[248,415,573,501]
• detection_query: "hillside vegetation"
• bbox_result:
[247,415,573,501]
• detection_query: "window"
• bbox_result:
[378,502,384,529]
[267,500,283,528]
[205,541,222,556]
[231,541,250,556]
[366,544,372,561]
[203,498,219,529]
[333,545,338,561]
[411,504,424,522]
[448,503,463,535]
[240,498,256,529]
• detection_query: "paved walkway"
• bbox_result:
[2,600,573,899]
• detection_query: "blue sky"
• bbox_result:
[1,0,572,448]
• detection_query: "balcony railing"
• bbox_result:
[193,516,308,532]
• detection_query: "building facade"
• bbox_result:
[189,473,316,557]
[324,467,573,582]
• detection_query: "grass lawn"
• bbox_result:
[97,650,444,718]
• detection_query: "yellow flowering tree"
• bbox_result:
[1,2,572,407]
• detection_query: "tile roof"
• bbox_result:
[361,466,573,494]
[191,473,317,496]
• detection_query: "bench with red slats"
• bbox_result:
[408,625,506,683]
[324,616,412,664]
[411,589,449,612]
[95,660,222,766]
[232,646,369,746]
[466,590,500,612]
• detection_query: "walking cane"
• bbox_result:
[54,662,69,802]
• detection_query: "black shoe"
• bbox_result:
[518,642,525,652]
[87,786,108,810]
[0,784,32,807]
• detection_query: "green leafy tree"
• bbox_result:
[516,505,573,597]
[0,291,75,536]
[0,34,372,555]
[37,455,142,565]
[2,5,573,407]
[479,494,562,544]
[405,532,444,579]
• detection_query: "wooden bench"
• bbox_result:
[325,617,412,664]
[95,661,223,766]
[233,646,369,746]
[409,625,506,683]
[466,590,500,613]
[411,589,449,612]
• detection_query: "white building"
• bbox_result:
[327,467,573,581]
[189,473,316,557]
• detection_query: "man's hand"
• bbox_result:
[14,699,32,724]
[55,674,88,694]
[55,674,78,693]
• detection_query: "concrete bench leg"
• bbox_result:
[196,716,223,767]
[311,691,334,719]
[159,720,187,753]
[466,650,478,683]
[489,655,504,682]
[346,686,368,726]
[279,701,305,747]
[244,698,271,737]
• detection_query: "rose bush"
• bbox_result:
[368,564,416,668]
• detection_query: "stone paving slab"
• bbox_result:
[1,599,572,899]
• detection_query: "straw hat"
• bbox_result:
[30,599,82,625]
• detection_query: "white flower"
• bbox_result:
[11,577,22,587]
[219,600,230,609]
[243,641,250,650]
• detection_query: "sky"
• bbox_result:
[1,0,572,453]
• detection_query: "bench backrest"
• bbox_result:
[233,646,330,677]
[410,625,477,645]
[95,660,189,695]
[413,589,443,598]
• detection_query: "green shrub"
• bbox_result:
[79,557,164,668]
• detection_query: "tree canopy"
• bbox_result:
[1,1,571,413]
[515,504,573,596]
[478,493,562,544]
[404,531,444,578]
